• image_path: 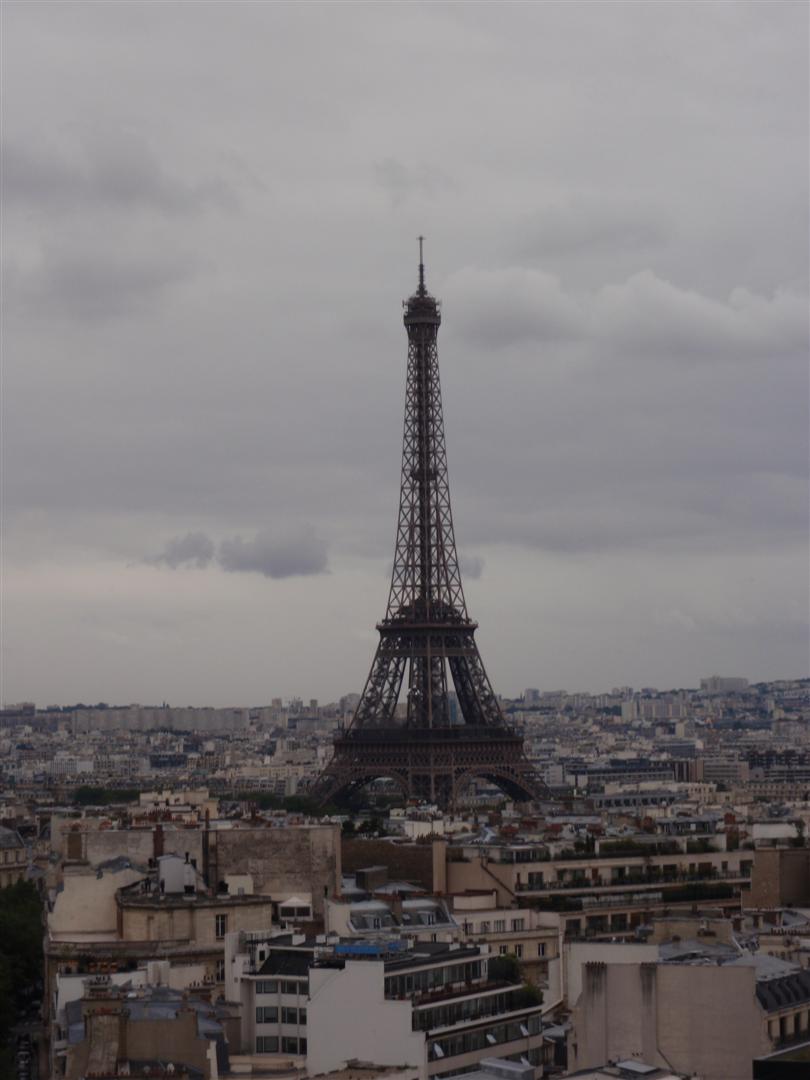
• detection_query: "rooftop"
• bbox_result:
[756,969,810,1013]
[0,825,25,849]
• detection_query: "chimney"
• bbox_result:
[153,823,164,859]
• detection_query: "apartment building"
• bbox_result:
[448,892,560,995]
[57,981,240,1079]
[44,853,273,1077]
[227,932,550,1078]
[568,948,810,1080]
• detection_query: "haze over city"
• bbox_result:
[3,2,808,707]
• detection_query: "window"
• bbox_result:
[215,959,225,980]
[257,980,278,994]
[480,921,491,934]
[299,1038,307,1055]
[299,1007,307,1025]
[514,944,523,958]
[256,1036,279,1053]
[494,920,506,932]
[511,918,525,932]
[280,907,298,919]
[282,980,300,995]
[282,1037,300,1054]
[215,913,228,939]
[282,1007,298,1025]
[257,1006,278,1024]
[537,943,545,957]
[499,945,509,955]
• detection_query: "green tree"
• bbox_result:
[0,881,44,1049]
[73,786,140,806]
[488,953,521,982]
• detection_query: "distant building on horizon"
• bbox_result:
[701,675,749,695]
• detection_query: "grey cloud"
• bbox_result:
[7,245,195,320]
[2,135,234,216]
[148,532,215,569]
[374,157,454,207]
[459,554,485,581]
[514,198,668,259]
[218,528,328,579]
[592,273,807,359]
[444,266,806,359]
[148,528,329,578]
[444,266,582,345]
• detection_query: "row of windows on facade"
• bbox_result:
[256,1005,306,1025]
[384,959,483,998]
[429,1015,543,1061]
[414,988,535,1032]
[256,1024,543,1061]
[256,1036,307,1054]
[256,978,306,996]
[461,919,526,934]
[495,944,545,958]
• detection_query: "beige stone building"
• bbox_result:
[444,841,751,940]
[747,846,810,908]
[52,818,341,915]
[45,857,275,1075]
[448,891,561,999]
[567,953,810,1079]
[61,983,241,1080]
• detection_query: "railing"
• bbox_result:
[409,978,514,1007]
[514,869,750,892]
[530,882,737,912]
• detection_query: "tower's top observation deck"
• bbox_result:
[404,236,441,328]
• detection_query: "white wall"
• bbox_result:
[307,960,425,1076]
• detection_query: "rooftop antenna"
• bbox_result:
[418,235,426,295]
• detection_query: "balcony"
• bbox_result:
[531,882,738,913]
[409,977,514,1008]
[515,867,750,895]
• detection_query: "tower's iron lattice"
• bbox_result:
[310,245,546,809]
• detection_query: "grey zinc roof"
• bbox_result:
[0,826,24,849]
[728,953,800,980]
[755,969,810,1013]
[658,939,738,963]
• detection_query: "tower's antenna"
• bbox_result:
[418,235,426,295]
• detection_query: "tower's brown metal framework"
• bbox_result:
[310,245,546,809]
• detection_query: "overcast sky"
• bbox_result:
[2,2,808,708]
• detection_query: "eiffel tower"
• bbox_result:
[310,243,545,810]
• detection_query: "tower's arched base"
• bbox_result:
[309,727,547,810]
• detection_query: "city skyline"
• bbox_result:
[3,3,808,707]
